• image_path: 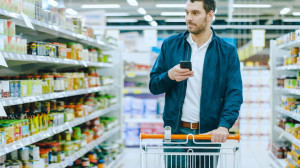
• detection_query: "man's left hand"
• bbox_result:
[204,127,229,143]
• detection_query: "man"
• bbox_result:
[149,0,243,167]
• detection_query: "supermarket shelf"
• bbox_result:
[123,87,150,94]
[278,39,300,50]
[276,65,300,71]
[125,71,149,78]
[275,87,300,96]
[1,85,116,107]
[106,151,126,168]
[0,105,119,156]
[1,52,113,68]
[276,106,300,122]
[243,67,269,70]
[268,151,287,168]
[274,126,300,147]
[0,9,116,50]
[125,118,163,123]
[48,126,120,168]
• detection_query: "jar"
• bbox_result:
[0,130,5,147]
[88,151,97,164]
[82,158,90,167]
[57,101,65,112]
[72,127,81,140]
[98,159,105,168]
[75,104,85,118]
[43,74,54,93]
[65,131,72,141]
[54,74,61,92]
[66,48,72,59]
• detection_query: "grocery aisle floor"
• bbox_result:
[121,141,281,168]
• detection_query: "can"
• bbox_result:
[9,80,15,97]
[14,80,21,97]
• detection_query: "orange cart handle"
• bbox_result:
[140,134,241,141]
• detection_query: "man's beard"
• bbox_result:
[188,17,208,35]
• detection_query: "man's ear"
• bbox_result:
[208,11,214,22]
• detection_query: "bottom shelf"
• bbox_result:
[268,150,287,168]
[48,126,120,168]
[107,151,126,168]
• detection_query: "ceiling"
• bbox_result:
[65,0,300,26]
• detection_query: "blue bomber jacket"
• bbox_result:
[149,28,243,134]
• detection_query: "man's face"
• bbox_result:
[185,1,212,34]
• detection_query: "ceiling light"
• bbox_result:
[233,4,272,8]
[280,8,291,15]
[138,8,146,15]
[127,0,138,6]
[292,12,300,16]
[156,4,185,8]
[66,8,78,15]
[144,15,153,22]
[225,18,256,22]
[105,13,129,16]
[150,21,157,27]
[165,18,186,22]
[161,12,186,16]
[107,19,138,23]
[81,4,120,9]
[48,0,58,7]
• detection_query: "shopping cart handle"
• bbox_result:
[140,134,241,141]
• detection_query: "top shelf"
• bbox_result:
[0,9,116,51]
[278,39,300,50]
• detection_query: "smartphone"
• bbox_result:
[180,61,192,71]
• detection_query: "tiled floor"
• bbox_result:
[120,141,283,168]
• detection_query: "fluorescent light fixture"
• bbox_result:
[225,18,256,22]
[105,13,129,16]
[233,4,272,8]
[292,12,300,16]
[66,8,78,15]
[127,0,138,6]
[144,15,153,22]
[280,8,291,15]
[48,0,58,7]
[107,18,138,23]
[138,8,146,15]
[161,12,186,16]
[150,21,158,27]
[165,18,186,22]
[156,4,185,8]
[283,18,300,22]
[81,4,120,8]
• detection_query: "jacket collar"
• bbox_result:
[183,27,216,42]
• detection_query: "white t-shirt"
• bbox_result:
[181,33,212,123]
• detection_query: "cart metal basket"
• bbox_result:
[140,133,241,168]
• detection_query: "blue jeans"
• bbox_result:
[164,127,220,168]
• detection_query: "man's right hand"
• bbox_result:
[168,64,194,82]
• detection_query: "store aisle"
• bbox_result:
[122,141,280,168]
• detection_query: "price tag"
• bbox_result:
[21,12,34,30]
[0,102,7,117]
[133,89,142,94]
[127,72,136,78]
[0,52,8,67]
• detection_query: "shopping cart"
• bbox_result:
[140,127,241,168]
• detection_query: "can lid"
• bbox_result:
[98,159,105,163]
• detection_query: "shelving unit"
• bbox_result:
[1,51,113,68]
[106,151,126,168]
[48,126,120,168]
[0,7,123,167]
[270,39,300,167]
[0,9,116,50]
[1,85,116,106]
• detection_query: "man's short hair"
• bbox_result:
[190,0,216,13]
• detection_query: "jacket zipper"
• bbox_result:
[175,41,191,133]
[198,34,214,134]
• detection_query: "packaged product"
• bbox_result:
[0,19,7,36]
[7,36,15,52]
[21,39,27,54]
[15,37,21,53]
[2,81,10,98]
[27,42,37,55]
[0,35,5,51]
[7,21,15,37]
